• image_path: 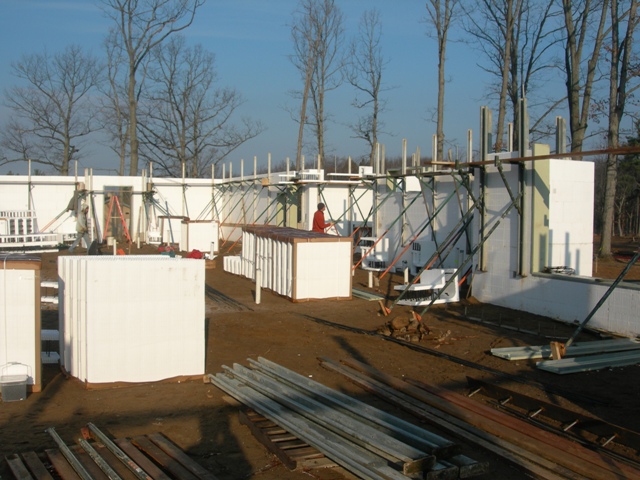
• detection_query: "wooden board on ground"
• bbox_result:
[5,431,218,480]
[239,409,337,471]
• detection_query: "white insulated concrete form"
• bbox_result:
[58,256,205,384]
[0,255,42,393]
[238,225,352,301]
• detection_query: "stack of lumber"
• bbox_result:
[208,357,488,480]
[320,357,640,480]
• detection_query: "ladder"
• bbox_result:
[103,195,132,243]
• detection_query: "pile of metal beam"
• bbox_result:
[491,338,640,374]
[321,357,640,480]
[207,357,487,480]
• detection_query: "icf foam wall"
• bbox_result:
[239,226,351,301]
[180,220,219,253]
[375,173,471,273]
[467,160,640,334]
[58,255,205,384]
[0,255,41,389]
[546,161,594,275]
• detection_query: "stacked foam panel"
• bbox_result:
[223,255,242,275]
[0,254,41,391]
[240,226,352,302]
[58,255,205,385]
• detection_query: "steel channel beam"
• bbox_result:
[248,357,457,457]
[86,423,152,480]
[223,363,433,475]
[77,437,123,480]
[45,427,94,480]
[208,373,410,480]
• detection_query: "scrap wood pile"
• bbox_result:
[208,357,488,480]
[320,357,640,480]
[377,313,430,342]
[5,423,218,480]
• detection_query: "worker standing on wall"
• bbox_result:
[69,203,91,253]
[312,203,334,233]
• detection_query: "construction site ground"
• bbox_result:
[2,237,640,480]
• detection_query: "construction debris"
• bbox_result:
[377,314,431,342]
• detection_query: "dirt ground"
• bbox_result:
[1,238,640,480]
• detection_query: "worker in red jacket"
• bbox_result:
[312,203,334,233]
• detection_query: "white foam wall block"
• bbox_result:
[0,268,37,384]
[161,218,183,245]
[295,242,351,299]
[58,255,203,384]
[180,221,219,253]
[223,255,242,275]
[242,230,256,280]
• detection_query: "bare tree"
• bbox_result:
[561,0,610,152]
[1,45,101,175]
[100,30,130,176]
[290,0,344,170]
[137,36,264,178]
[98,0,204,176]
[599,0,640,257]
[425,0,459,161]
[509,0,559,148]
[346,9,389,165]
[462,0,559,151]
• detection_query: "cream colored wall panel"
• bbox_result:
[58,255,202,385]
[238,226,351,302]
[0,255,41,390]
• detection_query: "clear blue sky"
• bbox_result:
[0,0,498,175]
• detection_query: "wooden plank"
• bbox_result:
[341,357,639,480]
[45,449,82,480]
[146,433,218,480]
[114,439,171,480]
[68,445,109,480]
[239,409,297,470]
[447,454,489,478]
[92,443,139,480]
[406,374,640,480]
[425,462,458,480]
[284,446,325,460]
[20,452,54,480]
[272,439,309,450]
[131,436,199,480]
[266,432,300,443]
[466,376,640,451]
[5,454,34,480]
[239,409,335,471]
